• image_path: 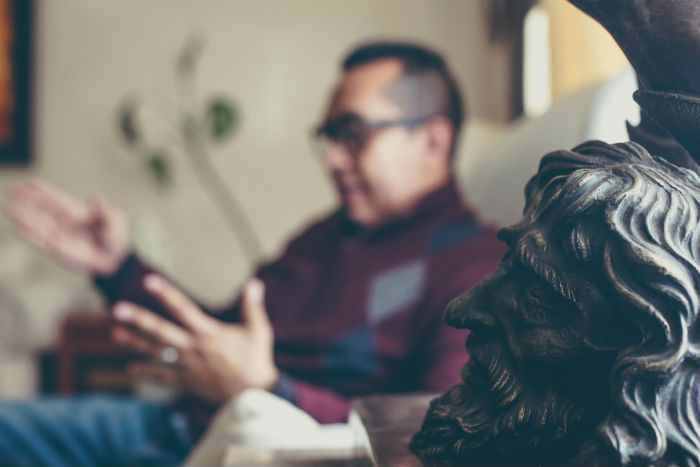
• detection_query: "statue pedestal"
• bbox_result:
[350,393,434,467]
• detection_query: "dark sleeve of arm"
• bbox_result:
[92,252,240,320]
[269,372,352,424]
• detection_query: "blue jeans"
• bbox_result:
[0,395,193,467]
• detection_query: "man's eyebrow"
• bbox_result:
[515,240,576,303]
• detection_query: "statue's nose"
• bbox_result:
[444,274,501,330]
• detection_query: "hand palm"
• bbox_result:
[7,180,129,275]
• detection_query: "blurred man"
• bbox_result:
[4,41,504,466]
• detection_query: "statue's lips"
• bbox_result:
[463,332,523,407]
[464,335,497,375]
[465,331,504,366]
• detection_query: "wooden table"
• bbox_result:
[218,393,434,467]
[350,393,435,467]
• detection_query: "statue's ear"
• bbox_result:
[561,214,607,269]
[583,306,640,352]
[582,270,650,353]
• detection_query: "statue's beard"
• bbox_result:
[411,331,607,466]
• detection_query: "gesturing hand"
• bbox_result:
[5,179,129,275]
[112,275,278,403]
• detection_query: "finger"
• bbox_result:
[142,275,214,334]
[240,278,271,333]
[111,324,159,356]
[8,182,88,250]
[87,196,112,226]
[128,362,180,386]
[9,203,115,272]
[90,195,111,219]
[23,179,86,220]
[10,179,87,222]
[10,200,99,263]
[113,302,192,349]
[4,195,36,225]
[8,202,62,249]
[86,197,111,249]
[46,228,106,270]
[6,195,54,230]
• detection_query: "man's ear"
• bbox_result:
[424,116,454,162]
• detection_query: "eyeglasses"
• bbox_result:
[312,112,435,158]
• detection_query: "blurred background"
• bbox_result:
[0,0,633,397]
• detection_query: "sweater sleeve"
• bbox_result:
[270,372,352,424]
[92,253,241,322]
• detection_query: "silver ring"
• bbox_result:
[160,346,179,365]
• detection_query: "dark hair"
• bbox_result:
[342,41,466,158]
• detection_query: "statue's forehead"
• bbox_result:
[512,227,579,304]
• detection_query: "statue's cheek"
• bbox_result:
[517,327,587,363]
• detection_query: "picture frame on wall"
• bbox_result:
[0,0,32,166]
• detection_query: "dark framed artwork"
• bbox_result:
[0,0,32,165]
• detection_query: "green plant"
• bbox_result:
[116,35,261,262]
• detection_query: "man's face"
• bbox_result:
[319,59,441,227]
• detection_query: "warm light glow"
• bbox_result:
[523,5,552,117]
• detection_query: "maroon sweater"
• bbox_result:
[94,180,505,434]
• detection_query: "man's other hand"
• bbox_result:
[112,275,279,403]
[5,179,130,276]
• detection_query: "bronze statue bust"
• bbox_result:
[411,140,700,466]
[411,1,700,465]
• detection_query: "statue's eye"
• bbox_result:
[523,284,554,325]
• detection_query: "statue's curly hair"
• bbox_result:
[516,140,700,465]
[412,140,700,466]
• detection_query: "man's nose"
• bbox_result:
[322,142,355,171]
[445,274,501,330]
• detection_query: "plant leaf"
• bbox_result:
[118,102,139,145]
[206,97,239,141]
[146,149,171,185]
[176,35,205,75]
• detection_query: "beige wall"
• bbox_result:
[0,0,510,309]
[542,0,630,99]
